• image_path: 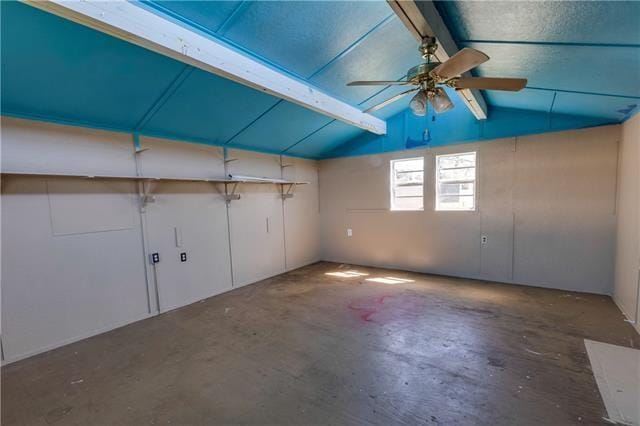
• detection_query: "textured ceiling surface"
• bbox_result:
[1,1,638,159]
[435,1,640,120]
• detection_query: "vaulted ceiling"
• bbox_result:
[435,1,640,119]
[1,1,638,159]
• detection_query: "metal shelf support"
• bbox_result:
[282,183,297,200]
[224,181,241,204]
[139,179,158,210]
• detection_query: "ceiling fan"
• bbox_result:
[347,37,527,116]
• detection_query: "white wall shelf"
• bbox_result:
[2,171,307,185]
[1,171,308,205]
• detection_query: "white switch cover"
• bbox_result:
[175,227,183,248]
[347,228,353,237]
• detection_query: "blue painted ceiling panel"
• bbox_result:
[142,0,242,34]
[141,68,280,145]
[437,1,640,45]
[465,42,639,98]
[226,100,333,152]
[434,0,640,130]
[221,1,392,79]
[0,1,186,130]
[310,17,419,104]
[552,92,638,121]
[484,89,556,114]
[285,120,363,158]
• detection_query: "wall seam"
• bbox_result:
[280,155,288,270]
[223,147,236,288]
[132,135,155,314]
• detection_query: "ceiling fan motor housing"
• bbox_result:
[406,62,440,83]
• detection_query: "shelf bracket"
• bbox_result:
[135,147,151,154]
[281,183,297,200]
[139,179,158,210]
[224,181,241,204]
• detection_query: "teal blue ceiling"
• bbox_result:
[1,1,638,160]
[0,1,186,130]
[323,86,616,159]
[435,1,640,120]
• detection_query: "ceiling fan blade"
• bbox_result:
[431,48,489,80]
[347,80,413,86]
[429,88,454,113]
[453,77,527,91]
[364,88,420,113]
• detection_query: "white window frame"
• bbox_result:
[435,151,477,212]
[390,157,424,212]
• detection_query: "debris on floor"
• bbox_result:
[585,339,640,426]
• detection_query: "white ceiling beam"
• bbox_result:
[23,0,386,135]
[387,0,488,120]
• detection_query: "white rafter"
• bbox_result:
[24,0,387,134]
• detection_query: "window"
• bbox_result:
[436,152,476,211]
[390,157,424,211]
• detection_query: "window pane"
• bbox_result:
[438,182,474,196]
[395,185,423,197]
[394,159,423,172]
[438,153,476,169]
[435,152,476,211]
[391,158,424,211]
[395,171,423,185]
[438,167,474,182]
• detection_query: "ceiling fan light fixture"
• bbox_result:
[410,90,428,116]
[430,88,454,113]
[346,39,526,115]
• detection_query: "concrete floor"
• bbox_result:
[3,262,639,425]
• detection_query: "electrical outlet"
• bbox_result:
[347,228,353,237]
[151,253,160,264]
[180,252,187,262]
[481,235,488,244]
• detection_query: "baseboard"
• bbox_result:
[4,260,323,364]
[285,257,322,272]
[612,293,639,334]
[319,257,612,296]
[2,311,155,365]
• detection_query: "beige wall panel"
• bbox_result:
[138,136,224,179]
[320,126,620,294]
[1,117,136,176]
[228,187,286,287]
[282,157,320,270]
[614,113,640,327]
[513,126,618,293]
[144,181,232,313]
[1,120,320,361]
[227,150,286,287]
[1,176,149,361]
[226,148,282,179]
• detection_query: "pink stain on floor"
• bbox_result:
[347,295,395,323]
[347,294,428,324]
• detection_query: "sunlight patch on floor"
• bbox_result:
[365,276,415,285]
[325,271,369,278]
